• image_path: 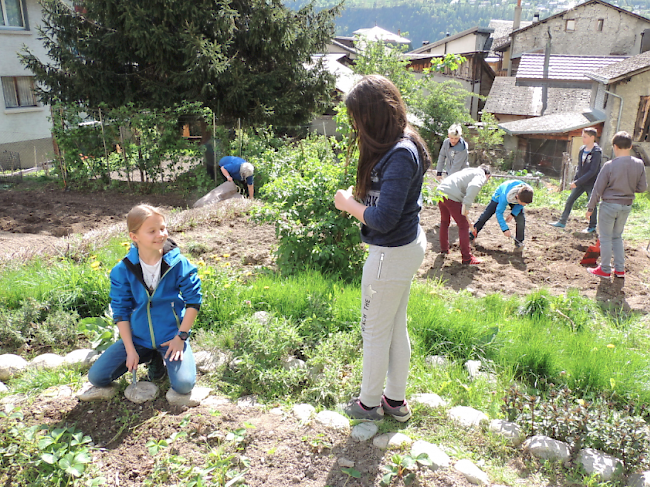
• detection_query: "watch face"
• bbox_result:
[178,331,190,341]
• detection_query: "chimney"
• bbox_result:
[398,29,401,36]
[542,27,552,115]
[513,0,522,31]
[446,32,451,37]
[533,12,540,23]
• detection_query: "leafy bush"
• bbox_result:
[253,135,365,280]
[503,384,650,476]
[225,314,307,397]
[0,299,80,355]
[0,407,101,486]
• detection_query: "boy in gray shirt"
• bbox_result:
[586,131,647,278]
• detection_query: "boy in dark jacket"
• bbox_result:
[549,127,602,233]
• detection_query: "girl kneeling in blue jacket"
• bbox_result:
[88,205,202,394]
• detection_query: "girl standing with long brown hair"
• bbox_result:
[335,75,430,421]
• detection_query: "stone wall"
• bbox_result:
[599,70,650,158]
[511,3,650,57]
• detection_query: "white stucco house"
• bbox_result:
[1,0,53,169]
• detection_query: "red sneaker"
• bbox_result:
[588,266,611,278]
[614,270,625,278]
[463,256,482,266]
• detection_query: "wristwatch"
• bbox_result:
[177,330,192,341]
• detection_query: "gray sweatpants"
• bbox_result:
[359,230,427,408]
[598,201,632,273]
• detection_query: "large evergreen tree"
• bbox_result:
[22,0,341,126]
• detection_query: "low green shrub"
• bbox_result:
[503,384,649,476]
[0,299,80,355]
[0,407,101,486]
[225,314,307,397]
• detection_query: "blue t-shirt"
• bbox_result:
[218,156,254,185]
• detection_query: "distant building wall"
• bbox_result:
[511,3,650,58]
[0,0,54,168]
[599,70,650,158]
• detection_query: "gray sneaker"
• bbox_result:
[381,395,412,422]
[344,399,384,421]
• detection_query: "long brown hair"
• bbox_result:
[345,75,431,200]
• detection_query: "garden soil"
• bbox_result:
[2,181,647,486]
[2,182,649,313]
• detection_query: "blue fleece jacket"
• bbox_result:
[110,240,202,349]
[361,138,425,247]
[491,180,528,232]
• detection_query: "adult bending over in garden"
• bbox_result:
[218,156,255,200]
[334,75,430,422]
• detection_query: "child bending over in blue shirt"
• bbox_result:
[469,180,533,250]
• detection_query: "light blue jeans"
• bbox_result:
[598,201,632,274]
[359,230,427,408]
[88,339,196,394]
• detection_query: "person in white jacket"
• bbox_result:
[436,124,469,181]
[437,165,491,265]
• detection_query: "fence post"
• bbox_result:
[98,108,110,182]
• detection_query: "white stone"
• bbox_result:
[0,382,7,392]
[124,381,159,404]
[464,360,482,378]
[0,394,27,405]
[237,395,259,408]
[578,448,624,481]
[338,457,355,468]
[76,382,118,401]
[30,353,65,370]
[411,393,447,409]
[628,471,650,487]
[269,407,283,416]
[411,440,451,470]
[372,432,413,450]
[202,395,231,408]
[0,354,28,380]
[425,355,449,368]
[351,422,378,442]
[63,349,98,367]
[489,419,525,446]
[253,311,270,325]
[166,386,211,407]
[448,406,489,428]
[455,459,490,485]
[194,350,229,373]
[314,410,350,432]
[282,356,307,371]
[41,385,73,398]
[523,435,571,462]
[292,403,316,422]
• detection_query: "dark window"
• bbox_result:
[597,19,604,31]
[633,96,650,142]
[566,19,576,31]
[1,76,38,108]
[0,0,25,28]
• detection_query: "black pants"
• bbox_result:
[474,199,525,243]
[558,184,597,229]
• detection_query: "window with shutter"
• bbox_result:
[633,96,650,142]
[1,76,38,108]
